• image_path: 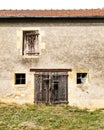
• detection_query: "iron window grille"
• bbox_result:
[15,73,26,85]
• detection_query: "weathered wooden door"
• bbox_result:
[34,72,68,104]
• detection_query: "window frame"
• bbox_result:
[76,73,88,84]
[15,73,26,85]
[22,30,40,56]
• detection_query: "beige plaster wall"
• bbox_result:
[0,19,104,108]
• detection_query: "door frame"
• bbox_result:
[31,69,72,104]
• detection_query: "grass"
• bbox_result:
[0,102,104,130]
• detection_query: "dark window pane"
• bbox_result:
[54,82,59,90]
[82,73,87,78]
[77,73,81,78]
[16,73,25,78]
[16,74,21,78]
[15,79,21,84]
[21,74,25,79]
[77,79,82,84]
[21,79,25,84]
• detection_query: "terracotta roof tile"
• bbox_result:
[0,9,104,17]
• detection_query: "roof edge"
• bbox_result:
[1,16,104,19]
[0,9,104,18]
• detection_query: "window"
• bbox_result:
[23,30,39,56]
[15,73,26,85]
[77,73,87,84]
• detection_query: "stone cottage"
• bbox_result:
[0,9,104,108]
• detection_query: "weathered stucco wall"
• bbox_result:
[0,19,104,108]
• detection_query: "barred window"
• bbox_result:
[23,30,39,56]
[15,73,26,85]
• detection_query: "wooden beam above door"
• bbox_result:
[30,68,72,72]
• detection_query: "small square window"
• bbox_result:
[15,73,26,85]
[77,73,87,84]
[23,30,39,56]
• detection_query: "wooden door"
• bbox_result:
[34,72,68,104]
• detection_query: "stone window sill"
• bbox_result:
[22,54,40,59]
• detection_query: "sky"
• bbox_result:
[0,0,104,9]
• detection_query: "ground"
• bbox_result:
[0,102,104,130]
